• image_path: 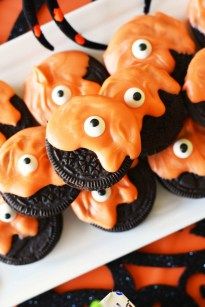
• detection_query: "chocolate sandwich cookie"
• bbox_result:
[24,50,109,126]
[0,81,37,142]
[188,0,205,48]
[183,49,205,126]
[0,126,79,217]
[103,12,196,85]
[71,159,156,232]
[148,118,205,198]
[100,64,187,155]
[0,200,62,265]
[46,95,141,190]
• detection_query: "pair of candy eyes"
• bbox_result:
[52,85,145,108]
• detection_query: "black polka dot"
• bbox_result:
[90,118,99,127]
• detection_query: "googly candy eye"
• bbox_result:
[84,116,105,137]
[51,85,71,105]
[173,139,193,159]
[132,39,152,59]
[124,87,145,108]
[91,188,111,202]
[17,154,38,176]
[0,203,17,223]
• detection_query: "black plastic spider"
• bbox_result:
[22,0,107,51]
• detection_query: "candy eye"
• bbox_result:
[0,203,17,223]
[51,85,71,105]
[91,188,111,202]
[124,87,145,108]
[173,139,193,159]
[17,154,38,176]
[84,116,105,137]
[132,39,152,59]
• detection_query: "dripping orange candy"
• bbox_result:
[71,159,156,231]
[46,95,141,190]
[0,126,79,217]
[148,118,205,198]
[103,12,196,84]
[24,50,109,126]
[100,64,180,130]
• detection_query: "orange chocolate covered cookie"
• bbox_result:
[24,50,109,125]
[46,95,141,190]
[0,126,79,217]
[0,197,63,265]
[103,12,196,84]
[71,160,156,231]
[100,64,186,155]
[148,118,205,198]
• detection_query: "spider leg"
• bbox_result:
[144,0,152,14]
[22,0,54,50]
[46,0,107,50]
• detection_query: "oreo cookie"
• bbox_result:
[24,50,109,126]
[0,126,79,217]
[183,49,205,126]
[148,118,205,198]
[71,159,156,232]
[141,90,187,156]
[103,12,196,83]
[100,64,186,156]
[46,95,141,190]
[0,200,62,265]
[0,80,37,142]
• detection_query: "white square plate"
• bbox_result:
[0,0,204,306]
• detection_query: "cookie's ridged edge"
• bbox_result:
[46,140,132,190]
[0,214,63,265]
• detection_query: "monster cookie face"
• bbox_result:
[103,12,195,75]
[24,51,106,126]
[0,126,79,216]
[71,175,137,229]
[100,65,180,129]
[46,95,141,173]
[0,199,38,255]
[148,118,205,197]
[0,195,63,265]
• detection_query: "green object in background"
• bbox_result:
[90,300,102,307]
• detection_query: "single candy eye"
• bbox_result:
[132,39,152,59]
[51,85,71,105]
[91,188,111,202]
[0,203,17,223]
[124,87,145,108]
[173,139,193,159]
[17,154,38,176]
[84,116,105,137]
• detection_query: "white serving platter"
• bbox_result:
[1,0,204,306]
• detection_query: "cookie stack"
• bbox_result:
[1,4,205,266]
